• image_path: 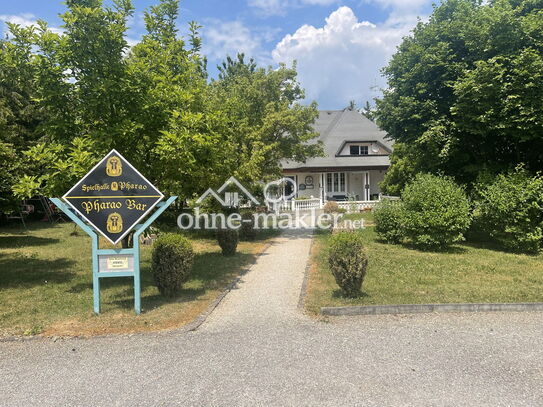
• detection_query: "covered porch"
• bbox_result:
[279,169,386,211]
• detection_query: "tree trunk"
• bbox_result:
[121,232,134,248]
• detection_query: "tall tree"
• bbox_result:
[12,0,211,200]
[10,1,322,206]
[375,0,543,193]
[210,54,323,189]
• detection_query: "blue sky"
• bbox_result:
[1,0,434,109]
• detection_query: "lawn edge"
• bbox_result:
[297,232,316,310]
[0,239,276,343]
[321,302,543,316]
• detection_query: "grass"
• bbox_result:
[305,220,543,314]
[0,222,274,337]
[340,211,374,225]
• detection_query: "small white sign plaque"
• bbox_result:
[98,254,134,272]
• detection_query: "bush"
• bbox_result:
[217,228,239,256]
[401,174,471,248]
[374,199,405,243]
[475,168,543,253]
[328,232,369,297]
[239,212,257,241]
[324,201,339,213]
[324,201,346,214]
[151,233,194,297]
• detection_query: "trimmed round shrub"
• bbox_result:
[240,212,257,241]
[402,174,471,248]
[217,228,239,256]
[475,168,543,253]
[328,232,369,297]
[151,233,194,297]
[374,199,405,243]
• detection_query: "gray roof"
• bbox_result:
[282,109,393,171]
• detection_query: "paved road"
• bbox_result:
[1,231,543,406]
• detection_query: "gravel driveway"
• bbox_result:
[1,230,542,406]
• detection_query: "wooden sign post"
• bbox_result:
[51,150,176,314]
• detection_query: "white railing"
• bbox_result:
[336,200,379,213]
[380,195,400,201]
[274,198,322,212]
[270,198,382,212]
[294,198,322,210]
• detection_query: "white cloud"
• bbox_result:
[0,13,37,28]
[248,0,287,16]
[125,37,140,48]
[203,20,274,65]
[363,0,430,11]
[272,6,421,109]
[0,13,63,35]
[248,0,337,17]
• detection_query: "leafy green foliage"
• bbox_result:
[402,174,471,248]
[217,228,239,256]
[376,0,543,191]
[0,143,22,211]
[474,167,543,253]
[380,143,418,196]
[239,212,257,241]
[0,24,42,150]
[151,233,194,297]
[209,54,323,187]
[3,1,321,205]
[374,199,405,244]
[328,231,368,297]
[12,138,98,199]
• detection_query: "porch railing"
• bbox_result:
[271,198,382,212]
[273,198,322,212]
[336,200,379,213]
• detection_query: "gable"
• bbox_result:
[282,109,393,170]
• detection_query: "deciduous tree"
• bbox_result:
[376,0,543,193]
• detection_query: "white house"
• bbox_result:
[281,108,393,210]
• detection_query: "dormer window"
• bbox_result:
[349,145,369,156]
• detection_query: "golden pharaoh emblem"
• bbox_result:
[106,156,122,177]
[111,182,119,191]
[106,212,123,234]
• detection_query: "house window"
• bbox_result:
[349,145,369,155]
[326,173,345,193]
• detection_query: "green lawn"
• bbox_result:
[0,222,272,337]
[341,211,374,225]
[305,224,543,314]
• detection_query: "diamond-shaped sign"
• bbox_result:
[63,149,163,245]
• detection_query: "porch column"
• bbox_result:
[365,172,371,201]
[322,173,326,203]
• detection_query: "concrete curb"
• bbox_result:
[321,302,543,316]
